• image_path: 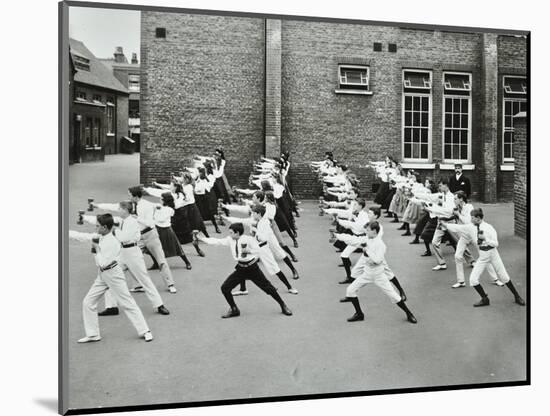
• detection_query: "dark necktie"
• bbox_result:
[120,219,124,230]
[235,238,239,258]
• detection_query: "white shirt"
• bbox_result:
[426,191,455,218]
[264,203,276,221]
[206,175,216,191]
[194,178,209,195]
[273,183,285,199]
[476,221,499,248]
[153,206,174,228]
[214,159,226,178]
[136,198,157,229]
[254,217,273,243]
[362,237,386,267]
[95,233,121,269]
[202,234,260,262]
[455,203,474,224]
[113,215,141,244]
[181,184,195,206]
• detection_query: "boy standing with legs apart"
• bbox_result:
[77,214,153,343]
[199,223,293,318]
[340,221,417,324]
[455,208,526,307]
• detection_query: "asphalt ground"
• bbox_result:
[66,154,527,411]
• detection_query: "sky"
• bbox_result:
[69,6,140,60]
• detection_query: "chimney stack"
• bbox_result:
[114,46,127,63]
[131,53,138,64]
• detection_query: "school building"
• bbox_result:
[138,12,528,207]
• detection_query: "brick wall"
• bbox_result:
[140,12,265,186]
[280,22,487,198]
[513,116,527,238]
[265,19,282,158]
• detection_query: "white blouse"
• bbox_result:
[153,206,174,228]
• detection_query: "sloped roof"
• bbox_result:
[69,38,128,94]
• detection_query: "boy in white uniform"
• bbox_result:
[339,221,417,324]
[442,208,525,307]
[75,214,153,343]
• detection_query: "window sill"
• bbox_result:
[400,163,436,169]
[85,146,102,150]
[334,89,373,95]
[106,133,115,136]
[439,163,475,170]
[500,164,515,171]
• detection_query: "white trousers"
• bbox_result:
[346,267,401,303]
[455,238,497,284]
[82,266,150,337]
[432,227,474,266]
[351,256,394,280]
[340,243,358,259]
[105,246,164,310]
[469,248,511,287]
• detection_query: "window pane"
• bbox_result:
[505,115,512,129]
[405,96,412,111]
[452,144,460,159]
[460,145,468,160]
[404,143,412,158]
[413,112,420,126]
[422,97,429,111]
[461,114,468,128]
[405,127,412,141]
[413,96,420,111]
[421,128,428,143]
[453,114,460,128]
[405,112,412,126]
[413,129,420,143]
[460,130,468,144]
[453,130,459,143]
[505,101,512,115]
[504,143,512,159]
[462,100,469,114]
[445,98,452,112]
[412,143,420,158]
[445,114,452,127]
[444,129,452,144]
[421,144,428,159]
[453,99,461,113]
[520,101,527,112]
[421,112,429,126]
[444,145,451,159]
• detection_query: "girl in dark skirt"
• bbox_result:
[262,183,299,248]
[148,193,192,270]
[179,172,209,257]
[213,149,231,204]
[194,166,221,233]
[264,191,298,262]
[272,173,298,245]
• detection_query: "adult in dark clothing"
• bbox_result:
[448,164,471,197]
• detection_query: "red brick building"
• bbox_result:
[139,13,528,201]
[70,38,129,163]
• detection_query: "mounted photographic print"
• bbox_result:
[59,1,530,414]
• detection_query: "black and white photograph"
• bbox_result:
[56,0,533,413]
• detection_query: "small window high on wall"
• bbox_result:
[338,65,369,90]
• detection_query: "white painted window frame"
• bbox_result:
[402,69,432,163]
[502,96,527,163]
[338,64,370,88]
[442,72,472,163]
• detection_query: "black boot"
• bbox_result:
[396,300,417,323]
[347,297,364,322]
[401,223,411,236]
[98,307,119,316]
[221,306,240,318]
[397,222,407,230]
[270,289,293,316]
[282,245,298,262]
[193,240,205,257]
[339,257,354,284]
[473,284,490,307]
[391,213,399,223]
[390,277,407,301]
[283,256,299,279]
[180,254,192,270]
[276,271,292,290]
[505,281,526,305]
[410,235,420,244]
[421,240,432,256]
[212,217,221,234]
[202,229,210,238]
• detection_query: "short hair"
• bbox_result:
[356,198,366,209]
[454,163,463,168]
[96,213,114,230]
[128,186,143,198]
[368,206,381,219]
[119,200,133,213]
[229,222,244,235]
[251,204,266,217]
[367,220,381,234]
[455,190,468,203]
[439,179,449,186]
[471,208,484,219]
[253,190,265,202]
